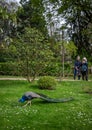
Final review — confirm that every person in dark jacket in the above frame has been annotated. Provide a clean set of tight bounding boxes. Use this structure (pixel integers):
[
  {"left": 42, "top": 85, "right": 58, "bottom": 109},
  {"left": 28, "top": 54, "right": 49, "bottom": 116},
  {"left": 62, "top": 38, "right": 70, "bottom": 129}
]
[
  {"left": 81, "top": 57, "right": 88, "bottom": 81},
  {"left": 74, "top": 56, "right": 81, "bottom": 80}
]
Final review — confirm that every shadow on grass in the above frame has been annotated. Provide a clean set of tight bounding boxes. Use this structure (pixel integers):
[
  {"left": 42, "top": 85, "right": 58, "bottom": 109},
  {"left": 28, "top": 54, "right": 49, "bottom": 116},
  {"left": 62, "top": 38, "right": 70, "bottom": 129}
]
[
  {"left": 15, "top": 99, "right": 76, "bottom": 108},
  {"left": 10, "top": 99, "right": 65, "bottom": 108},
  {"left": 30, "top": 83, "right": 39, "bottom": 90}
]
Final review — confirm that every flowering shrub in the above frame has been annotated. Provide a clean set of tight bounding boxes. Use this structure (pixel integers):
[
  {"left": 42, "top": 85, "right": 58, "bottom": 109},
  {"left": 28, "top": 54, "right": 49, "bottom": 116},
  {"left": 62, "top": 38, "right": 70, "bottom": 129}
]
[{"left": 37, "top": 76, "right": 57, "bottom": 89}]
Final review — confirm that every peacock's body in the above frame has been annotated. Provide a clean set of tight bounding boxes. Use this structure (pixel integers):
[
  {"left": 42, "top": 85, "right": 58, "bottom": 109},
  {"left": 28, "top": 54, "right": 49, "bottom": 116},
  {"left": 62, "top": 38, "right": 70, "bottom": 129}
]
[{"left": 19, "top": 91, "right": 74, "bottom": 106}]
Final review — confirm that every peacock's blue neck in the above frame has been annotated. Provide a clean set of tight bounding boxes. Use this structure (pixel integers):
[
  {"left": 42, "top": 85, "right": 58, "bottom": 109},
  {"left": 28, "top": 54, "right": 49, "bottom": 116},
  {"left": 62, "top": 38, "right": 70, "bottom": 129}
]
[{"left": 19, "top": 95, "right": 28, "bottom": 103}]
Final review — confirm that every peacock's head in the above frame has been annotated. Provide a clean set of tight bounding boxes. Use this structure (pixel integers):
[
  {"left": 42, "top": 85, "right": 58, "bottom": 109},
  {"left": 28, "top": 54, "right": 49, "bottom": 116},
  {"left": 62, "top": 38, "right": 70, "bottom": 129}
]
[{"left": 18, "top": 96, "right": 28, "bottom": 103}]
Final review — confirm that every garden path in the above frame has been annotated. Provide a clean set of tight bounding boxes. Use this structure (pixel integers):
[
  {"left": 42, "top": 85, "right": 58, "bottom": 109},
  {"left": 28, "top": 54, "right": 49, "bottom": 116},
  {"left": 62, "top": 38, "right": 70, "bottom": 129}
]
[{"left": 0, "top": 77, "right": 91, "bottom": 81}]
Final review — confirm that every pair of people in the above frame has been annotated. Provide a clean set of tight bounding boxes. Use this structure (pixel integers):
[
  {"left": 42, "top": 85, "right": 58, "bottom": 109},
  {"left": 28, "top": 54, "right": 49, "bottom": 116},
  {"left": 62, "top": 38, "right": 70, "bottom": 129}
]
[{"left": 74, "top": 56, "right": 88, "bottom": 81}]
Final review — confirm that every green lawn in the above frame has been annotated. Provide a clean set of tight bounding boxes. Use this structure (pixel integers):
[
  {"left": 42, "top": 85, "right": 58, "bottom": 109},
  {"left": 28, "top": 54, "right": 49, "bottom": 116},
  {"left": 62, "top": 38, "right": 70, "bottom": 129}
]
[{"left": 0, "top": 80, "right": 92, "bottom": 130}]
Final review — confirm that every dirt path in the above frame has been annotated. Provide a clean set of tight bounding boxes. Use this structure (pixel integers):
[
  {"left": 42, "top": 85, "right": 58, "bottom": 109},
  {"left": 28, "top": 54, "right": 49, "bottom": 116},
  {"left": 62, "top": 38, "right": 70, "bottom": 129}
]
[
  {"left": 0, "top": 77, "right": 91, "bottom": 81},
  {"left": 0, "top": 77, "right": 26, "bottom": 80}
]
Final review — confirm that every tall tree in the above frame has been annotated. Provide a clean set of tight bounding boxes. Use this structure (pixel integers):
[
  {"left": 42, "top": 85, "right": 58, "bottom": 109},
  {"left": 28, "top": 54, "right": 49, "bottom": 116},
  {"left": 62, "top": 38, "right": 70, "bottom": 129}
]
[
  {"left": 17, "top": 0, "right": 48, "bottom": 36},
  {"left": 0, "top": 0, "right": 18, "bottom": 63},
  {"left": 47, "top": 0, "right": 92, "bottom": 58},
  {"left": 0, "top": 0, "right": 17, "bottom": 46},
  {"left": 15, "top": 27, "right": 54, "bottom": 82},
  {"left": 57, "top": 0, "right": 92, "bottom": 56}
]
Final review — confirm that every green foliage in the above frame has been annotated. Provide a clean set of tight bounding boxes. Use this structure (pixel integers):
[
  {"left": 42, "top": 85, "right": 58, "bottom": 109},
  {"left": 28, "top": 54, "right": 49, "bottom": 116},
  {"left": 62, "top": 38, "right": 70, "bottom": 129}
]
[
  {"left": 83, "top": 86, "right": 92, "bottom": 94},
  {"left": 0, "top": 62, "right": 19, "bottom": 76},
  {"left": 17, "top": 0, "right": 47, "bottom": 36},
  {"left": 0, "top": 0, "right": 17, "bottom": 45},
  {"left": 38, "top": 76, "right": 57, "bottom": 89},
  {"left": 65, "top": 41, "right": 77, "bottom": 56},
  {"left": 0, "top": 0, "right": 92, "bottom": 78},
  {"left": 0, "top": 44, "right": 17, "bottom": 62},
  {"left": 56, "top": 0, "right": 92, "bottom": 55},
  {"left": 58, "top": 40, "right": 77, "bottom": 57},
  {"left": 43, "top": 62, "right": 61, "bottom": 76},
  {"left": 15, "top": 27, "right": 54, "bottom": 81}
]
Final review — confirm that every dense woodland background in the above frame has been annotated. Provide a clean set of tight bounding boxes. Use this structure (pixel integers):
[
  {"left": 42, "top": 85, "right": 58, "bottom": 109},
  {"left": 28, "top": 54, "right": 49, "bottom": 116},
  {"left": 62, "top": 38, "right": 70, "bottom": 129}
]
[{"left": 0, "top": 0, "right": 92, "bottom": 81}]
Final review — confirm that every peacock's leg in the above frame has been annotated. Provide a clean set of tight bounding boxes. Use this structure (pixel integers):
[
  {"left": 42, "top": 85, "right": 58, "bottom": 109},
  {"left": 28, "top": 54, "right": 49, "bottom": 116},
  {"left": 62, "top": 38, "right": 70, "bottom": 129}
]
[
  {"left": 23, "top": 101, "right": 32, "bottom": 107},
  {"left": 28, "top": 100, "right": 31, "bottom": 106}
]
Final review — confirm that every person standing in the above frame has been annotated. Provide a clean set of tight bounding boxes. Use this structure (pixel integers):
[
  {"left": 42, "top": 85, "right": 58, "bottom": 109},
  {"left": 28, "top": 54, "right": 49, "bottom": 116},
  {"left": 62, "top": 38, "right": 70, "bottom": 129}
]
[
  {"left": 74, "top": 56, "right": 81, "bottom": 80},
  {"left": 81, "top": 57, "right": 88, "bottom": 81}
]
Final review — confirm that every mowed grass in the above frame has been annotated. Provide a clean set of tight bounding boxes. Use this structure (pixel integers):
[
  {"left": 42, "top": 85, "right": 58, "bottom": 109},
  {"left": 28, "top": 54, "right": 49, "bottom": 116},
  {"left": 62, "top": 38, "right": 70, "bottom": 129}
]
[{"left": 0, "top": 80, "right": 92, "bottom": 130}]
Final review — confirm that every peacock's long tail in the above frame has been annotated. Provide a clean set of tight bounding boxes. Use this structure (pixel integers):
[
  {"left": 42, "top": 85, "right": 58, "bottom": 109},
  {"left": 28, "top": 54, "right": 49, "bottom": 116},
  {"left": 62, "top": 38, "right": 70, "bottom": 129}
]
[{"left": 36, "top": 93, "right": 74, "bottom": 103}]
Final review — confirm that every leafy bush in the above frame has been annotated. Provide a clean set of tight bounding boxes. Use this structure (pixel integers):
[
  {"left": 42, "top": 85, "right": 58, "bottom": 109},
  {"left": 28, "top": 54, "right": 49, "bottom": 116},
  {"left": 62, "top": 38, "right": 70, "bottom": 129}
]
[
  {"left": 0, "top": 62, "right": 20, "bottom": 76},
  {"left": 38, "top": 76, "right": 57, "bottom": 89},
  {"left": 83, "top": 86, "right": 92, "bottom": 94}
]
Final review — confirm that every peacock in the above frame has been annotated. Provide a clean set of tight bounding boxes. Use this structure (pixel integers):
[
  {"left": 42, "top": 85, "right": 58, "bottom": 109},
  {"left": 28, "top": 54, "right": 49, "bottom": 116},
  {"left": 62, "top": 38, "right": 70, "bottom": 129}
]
[{"left": 19, "top": 91, "right": 74, "bottom": 106}]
